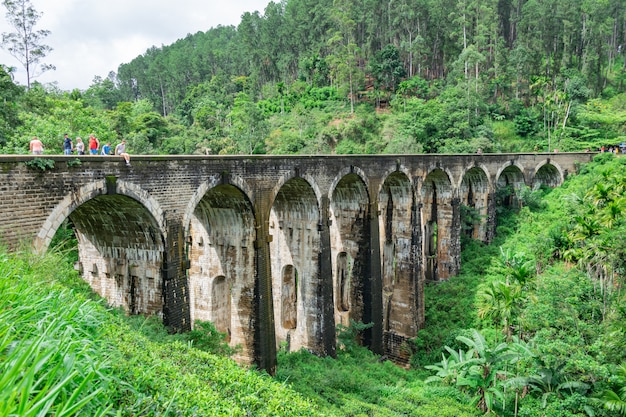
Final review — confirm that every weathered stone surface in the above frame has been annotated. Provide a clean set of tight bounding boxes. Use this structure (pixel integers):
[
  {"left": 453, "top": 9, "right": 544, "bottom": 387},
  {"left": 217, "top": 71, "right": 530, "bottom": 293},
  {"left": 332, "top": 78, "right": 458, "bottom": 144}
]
[{"left": 0, "top": 152, "right": 593, "bottom": 371}]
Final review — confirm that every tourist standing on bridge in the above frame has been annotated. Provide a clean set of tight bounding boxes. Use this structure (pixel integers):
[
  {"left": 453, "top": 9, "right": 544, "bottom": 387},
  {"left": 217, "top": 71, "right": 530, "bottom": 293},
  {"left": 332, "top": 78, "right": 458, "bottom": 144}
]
[
  {"left": 29, "top": 136, "right": 43, "bottom": 155},
  {"left": 88, "top": 134, "right": 99, "bottom": 155},
  {"left": 115, "top": 140, "right": 131, "bottom": 166},
  {"left": 63, "top": 134, "right": 73, "bottom": 155},
  {"left": 75, "top": 137, "right": 85, "bottom": 155},
  {"left": 101, "top": 142, "right": 111, "bottom": 155}
]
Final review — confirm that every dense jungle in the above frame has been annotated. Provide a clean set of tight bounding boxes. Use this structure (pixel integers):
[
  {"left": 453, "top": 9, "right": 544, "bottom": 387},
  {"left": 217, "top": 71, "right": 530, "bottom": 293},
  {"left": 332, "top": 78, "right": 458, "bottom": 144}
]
[
  {"left": 3, "top": 0, "right": 626, "bottom": 155},
  {"left": 1, "top": 0, "right": 626, "bottom": 415}
]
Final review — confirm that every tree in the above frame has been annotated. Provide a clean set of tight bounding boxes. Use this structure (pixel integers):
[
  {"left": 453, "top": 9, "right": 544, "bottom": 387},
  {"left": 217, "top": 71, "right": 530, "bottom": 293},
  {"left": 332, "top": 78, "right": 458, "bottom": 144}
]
[
  {"left": 1, "top": 0, "right": 55, "bottom": 89},
  {"left": 0, "top": 64, "right": 23, "bottom": 145}
]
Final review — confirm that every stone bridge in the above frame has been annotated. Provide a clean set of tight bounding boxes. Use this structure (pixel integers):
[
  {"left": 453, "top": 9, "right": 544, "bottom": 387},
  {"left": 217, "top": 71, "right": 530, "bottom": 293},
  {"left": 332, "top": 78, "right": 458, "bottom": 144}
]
[{"left": 0, "top": 152, "right": 593, "bottom": 373}]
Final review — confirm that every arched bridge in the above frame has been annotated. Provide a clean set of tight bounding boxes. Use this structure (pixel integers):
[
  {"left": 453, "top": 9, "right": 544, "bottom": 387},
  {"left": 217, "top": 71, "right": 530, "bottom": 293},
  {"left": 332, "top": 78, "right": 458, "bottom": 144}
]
[{"left": 0, "top": 152, "right": 593, "bottom": 373}]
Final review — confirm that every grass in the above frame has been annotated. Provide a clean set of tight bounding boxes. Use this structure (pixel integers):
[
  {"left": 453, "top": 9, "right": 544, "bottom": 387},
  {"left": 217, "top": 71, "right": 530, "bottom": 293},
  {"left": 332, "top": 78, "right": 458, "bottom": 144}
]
[{"left": 0, "top": 249, "right": 321, "bottom": 416}]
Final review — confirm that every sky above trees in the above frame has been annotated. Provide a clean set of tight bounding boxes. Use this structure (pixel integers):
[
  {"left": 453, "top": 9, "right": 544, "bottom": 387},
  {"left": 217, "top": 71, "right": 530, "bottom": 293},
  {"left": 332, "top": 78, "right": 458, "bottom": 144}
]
[{"left": 0, "top": 0, "right": 271, "bottom": 90}]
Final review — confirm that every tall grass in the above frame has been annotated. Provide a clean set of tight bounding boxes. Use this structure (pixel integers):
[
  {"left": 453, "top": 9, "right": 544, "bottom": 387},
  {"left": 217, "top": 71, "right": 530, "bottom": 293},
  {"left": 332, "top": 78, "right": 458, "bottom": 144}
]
[
  {"left": 0, "top": 251, "right": 112, "bottom": 416},
  {"left": 0, "top": 249, "right": 320, "bottom": 416}
]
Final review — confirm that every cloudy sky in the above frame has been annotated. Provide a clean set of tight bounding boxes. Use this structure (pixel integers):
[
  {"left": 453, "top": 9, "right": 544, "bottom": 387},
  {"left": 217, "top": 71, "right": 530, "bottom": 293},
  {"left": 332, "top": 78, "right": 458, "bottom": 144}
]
[{"left": 0, "top": 0, "right": 272, "bottom": 90}]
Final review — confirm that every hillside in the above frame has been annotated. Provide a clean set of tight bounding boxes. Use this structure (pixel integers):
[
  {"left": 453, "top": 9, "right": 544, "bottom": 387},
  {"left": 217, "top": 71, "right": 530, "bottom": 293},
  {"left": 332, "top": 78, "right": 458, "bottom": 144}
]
[{"left": 3, "top": 0, "right": 626, "bottom": 157}]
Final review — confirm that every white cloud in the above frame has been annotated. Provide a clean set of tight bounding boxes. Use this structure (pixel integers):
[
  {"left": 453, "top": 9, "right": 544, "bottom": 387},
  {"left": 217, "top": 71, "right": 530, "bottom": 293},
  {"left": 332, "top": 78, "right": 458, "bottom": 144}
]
[{"left": 0, "top": 0, "right": 270, "bottom": 90}]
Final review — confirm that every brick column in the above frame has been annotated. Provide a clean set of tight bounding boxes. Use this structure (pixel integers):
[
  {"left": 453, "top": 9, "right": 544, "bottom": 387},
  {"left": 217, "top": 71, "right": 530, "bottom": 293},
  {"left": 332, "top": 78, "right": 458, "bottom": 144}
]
[
  {"left": 366, "top": 200, "right": 383, "bottom": 354},
  {"left": 254, "top": 195, "right": 277, "bottom": 375},
  {"left": 162, "top": 221, "right": 191, "bottom": 332},
  {"left": 318, "top": 196, "right": 337, "bottom": 358}
]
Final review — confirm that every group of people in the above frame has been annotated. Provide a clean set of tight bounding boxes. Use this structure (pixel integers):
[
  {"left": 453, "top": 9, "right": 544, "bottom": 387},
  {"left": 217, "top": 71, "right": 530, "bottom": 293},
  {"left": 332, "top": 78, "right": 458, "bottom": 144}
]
[{"left": 30, "top": 134, "right": 131, "bottom": 166}]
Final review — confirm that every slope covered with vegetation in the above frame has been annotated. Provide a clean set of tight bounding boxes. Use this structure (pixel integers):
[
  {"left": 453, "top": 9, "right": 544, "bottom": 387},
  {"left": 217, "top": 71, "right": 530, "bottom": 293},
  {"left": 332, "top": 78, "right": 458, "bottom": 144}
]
[
  {"left": 3, "top": 0, "right": 626, "bottom": 156},
  {"left": 413, "top": 153, "right": 626, "bottom": 416}
]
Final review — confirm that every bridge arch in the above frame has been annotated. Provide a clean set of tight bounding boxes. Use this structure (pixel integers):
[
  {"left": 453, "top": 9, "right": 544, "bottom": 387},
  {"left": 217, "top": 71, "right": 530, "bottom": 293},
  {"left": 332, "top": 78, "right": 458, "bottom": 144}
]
[
  {"left": 269, "top": 176, "right": 324, "bottom": 354},
  {"left": 421, "top": 168, "right": 458, "bottom": 280},
  {"left": 458, "top": 166, "right": 491, "bottom": 242},
  {"left": 496, "top": 162, "right": 526, "bottom": 207},
  {"left": 34, "top": 179, "right": 167, "bottom": 253},
  {"left": 496, "top": 161, "right": 526, "bottom": 188},
  {"left": 269, "top": 171, "right": 324, "bottom": 211},
  {"left": 328, "top": 170, "right": 371, "bottom": 332},
  {"left": 532, "top": 160, "right": 564, "bottom": 188},
  {"left": 41, "top": 179, "right": 168, "bottom": 317},
  {"left": 182, "top": 173, "right": 255, "bottom": 237},
  {"left": 186, "top": 182, "right": 256, "bottom": 363}
]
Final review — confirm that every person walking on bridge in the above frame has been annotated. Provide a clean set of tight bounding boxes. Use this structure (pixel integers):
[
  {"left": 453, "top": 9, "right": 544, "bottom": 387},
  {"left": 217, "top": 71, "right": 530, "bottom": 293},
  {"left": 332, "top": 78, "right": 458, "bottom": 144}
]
[{"left": 63, "top": 133, "right": 73, "bottom": 155}]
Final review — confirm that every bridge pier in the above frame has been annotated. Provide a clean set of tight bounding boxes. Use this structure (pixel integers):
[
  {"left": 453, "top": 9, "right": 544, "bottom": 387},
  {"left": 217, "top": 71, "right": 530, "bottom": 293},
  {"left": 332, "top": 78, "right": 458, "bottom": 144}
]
[{"left": 254, "top": 192, "right": 277, "bottom": 374}]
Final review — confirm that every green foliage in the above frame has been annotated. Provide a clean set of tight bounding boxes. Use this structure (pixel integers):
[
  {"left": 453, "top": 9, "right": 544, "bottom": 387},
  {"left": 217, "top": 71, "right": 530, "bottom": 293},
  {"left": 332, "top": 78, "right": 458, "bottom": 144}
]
[
  {"left": 0, "top": 248, "right": 321, "bottom": 416},
  {"left": 513, "top": 108, "right": 540, "bottom": 137},
  {"left": 593, "top": 363, "right": 626, "bottom": 416},
  {"left": 336, "top": 320, "right": 373, "bottom": 353},
  {"left": 276, "top": 345, "right": 479, "bottom": 416},
  {"left": 66, "top": 158, "right": 81, "bottom": 167},
  {"left": 24, "top": 157, "right": 54, "bottom": 171},
  {"left": 177, "top": 320, "right": 240, "bottom": 357}
]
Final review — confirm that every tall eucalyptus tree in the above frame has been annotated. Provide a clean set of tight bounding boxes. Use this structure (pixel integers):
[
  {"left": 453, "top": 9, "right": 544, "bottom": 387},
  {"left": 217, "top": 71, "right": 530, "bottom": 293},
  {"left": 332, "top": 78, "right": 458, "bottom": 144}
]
[{"left": 0, "top": 0, "right": 54, "bottom": 89}]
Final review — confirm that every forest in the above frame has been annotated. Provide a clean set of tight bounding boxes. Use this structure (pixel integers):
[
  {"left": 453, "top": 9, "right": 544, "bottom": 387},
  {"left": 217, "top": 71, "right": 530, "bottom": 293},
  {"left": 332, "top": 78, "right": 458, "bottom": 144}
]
[{"left": 3, "top": 0, "right": 626, "bottom": 155}]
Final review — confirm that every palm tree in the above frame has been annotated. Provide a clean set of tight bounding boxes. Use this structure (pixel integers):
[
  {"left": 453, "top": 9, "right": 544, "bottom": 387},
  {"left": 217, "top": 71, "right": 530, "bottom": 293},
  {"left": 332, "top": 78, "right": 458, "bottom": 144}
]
[
  {"left": 455, "top": 330, "right": 518, "bottom": 414},
  {"left": 477, "top": 280, "right": 524, "bottom": 341},
  {"left": 526, "top": 363, "right": 589, "bottom": 408}
]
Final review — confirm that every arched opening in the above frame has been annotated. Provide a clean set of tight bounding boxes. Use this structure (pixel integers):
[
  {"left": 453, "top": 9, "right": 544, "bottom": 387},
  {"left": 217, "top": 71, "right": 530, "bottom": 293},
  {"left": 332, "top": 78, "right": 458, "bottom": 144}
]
[
  {"left": 329, "top": 173, "right": 369, "bottom": 329},
  {"left": 533, "top": 163, "right": 562, "bottom": 188},
  {"left": 211, "top": 275, "right": 231, "bottom": 342},
  {"left": 336, "top": 252, "right": 350, "bottom": 312},
  {"left": 188, "top": 184, "right": 255, "bottom": 363},
  {"left": 269, "top": 177, "right": 320, "bottom": 353},
  {"left": 281, "top": 265, "right": 297, "bottom": 330},
  {"left": 459, "top": 167, "right": 490, "bottom": 242},
  {"left": 421, "top": 169, "right": 454, "bottom": 281},
  {"left": 497, "top": 165, "right": 525, "bottom": 207},
  {"left": 67, "top": 195, "right": 165, "bottom": 316}
]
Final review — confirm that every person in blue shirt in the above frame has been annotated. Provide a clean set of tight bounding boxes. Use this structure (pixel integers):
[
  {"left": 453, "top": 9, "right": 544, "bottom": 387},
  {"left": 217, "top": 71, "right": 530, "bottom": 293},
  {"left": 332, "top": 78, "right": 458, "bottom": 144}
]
[
  {"left": 63, "top": 133, "right": 73, "bottom": 155},
  {"left": 101, "top": 142, "right": 111, "bottom": 155}
]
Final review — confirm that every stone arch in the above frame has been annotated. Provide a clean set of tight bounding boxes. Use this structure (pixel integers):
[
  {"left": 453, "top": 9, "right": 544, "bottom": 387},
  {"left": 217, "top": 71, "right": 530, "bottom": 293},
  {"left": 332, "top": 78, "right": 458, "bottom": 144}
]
[
  {"left": 532, "top": 160, "right": 564, "bottom": 188},
  {"left": 34, "top": 179, "right": 167, "bottom": 253},
  {"left": 459, "top": 166, "right": 491, "bottom": 241},
  {"left": 63, "top": 183, "right": 167, "bottom": 318},
  {"left": 281, "top": 265, "right": 298, "bottom": 330},
  {"left": 421, "top": 168, "right": 456, "bottom": 281},
  {"left": 269, "top": 177, "right": 322, "bottom": 353},
  {"left": 269, "top": 171, "right": 323, "bottom": 213},
  {"left": 187, "top": 183, "right": 256, "bottom": 364},
  {"left": 329, "top": 172, "right": 370, "bottom": 330},
  {"left": 496, "top": 163, "right": 526, "bottom": 207},
  {"left": 182, "top": 173, "right": 255, "bottom": 237},
  {"left": 211, "top": 275, "right": 231, "bottom": 342},
  {"left": 378, "top": 171, "right": 418, "bottom": 346}
]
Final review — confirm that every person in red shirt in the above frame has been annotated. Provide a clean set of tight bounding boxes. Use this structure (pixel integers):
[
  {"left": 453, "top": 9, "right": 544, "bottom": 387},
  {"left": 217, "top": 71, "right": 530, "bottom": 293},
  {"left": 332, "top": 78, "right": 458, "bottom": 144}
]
[{"left": 88, "top": 134, "right": 100, "bottom": 155}]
